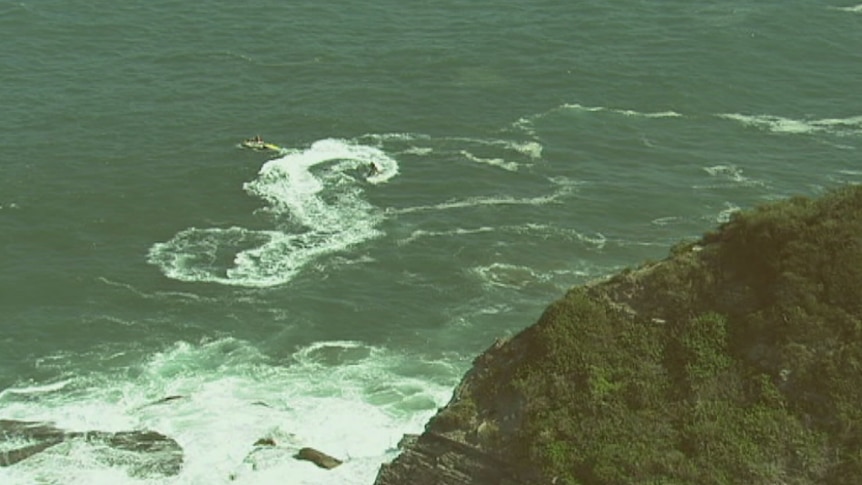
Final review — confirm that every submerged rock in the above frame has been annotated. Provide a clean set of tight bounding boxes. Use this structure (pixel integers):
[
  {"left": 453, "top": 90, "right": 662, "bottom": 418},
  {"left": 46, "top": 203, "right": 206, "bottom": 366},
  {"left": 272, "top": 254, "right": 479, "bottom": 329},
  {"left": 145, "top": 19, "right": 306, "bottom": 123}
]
[
  {"left": 233, "top": 438, "right": 342, "bottom": 478},
  {"left": 294, "top": 447, "right": 343, "bottom": 469},
  {"left": 253, "top": 437, "right": 277, "bottom": 447}
]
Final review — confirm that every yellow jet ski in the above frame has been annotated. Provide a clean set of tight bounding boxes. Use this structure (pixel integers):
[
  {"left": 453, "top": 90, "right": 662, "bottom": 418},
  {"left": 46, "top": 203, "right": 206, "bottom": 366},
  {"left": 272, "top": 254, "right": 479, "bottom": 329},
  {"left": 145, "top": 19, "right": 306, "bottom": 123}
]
[{"left": 241, "top": 137, "right": 282, "bottom": 152}]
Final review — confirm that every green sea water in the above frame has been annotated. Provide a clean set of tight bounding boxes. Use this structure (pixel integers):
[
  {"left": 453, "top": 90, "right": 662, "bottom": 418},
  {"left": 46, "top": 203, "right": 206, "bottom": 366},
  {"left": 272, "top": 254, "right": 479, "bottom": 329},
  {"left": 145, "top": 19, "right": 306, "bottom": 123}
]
[{"left": 1, "top": 1, "right": 861, "bottom": 483}]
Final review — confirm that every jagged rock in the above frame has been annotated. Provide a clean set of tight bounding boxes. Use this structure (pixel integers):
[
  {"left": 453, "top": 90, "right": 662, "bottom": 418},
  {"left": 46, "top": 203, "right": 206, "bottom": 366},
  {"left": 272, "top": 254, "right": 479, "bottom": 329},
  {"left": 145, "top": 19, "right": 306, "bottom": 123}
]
[
  {"left": 0, "top": 436, "right": 64, "bottom": 467},
  {"left": 396, "top": 434, "right": 418, "bottom": 450},
  {"left": 133, "top": 395, "right": 188, "bottom": 412},
  {"left": 148, "top": 395, "right": 186, "bottom": 405},
  {"left": 93, "top": 429, "right": 184, "bottom": 477},
  {"left": 375, "top": 431, "right": 523, "bottom": 485},
  {"left": 293, "top": 447, "right": 342, "bottom": 469},
  {"left": 0, "top": 419, "right": 183, "bottom": 477}
]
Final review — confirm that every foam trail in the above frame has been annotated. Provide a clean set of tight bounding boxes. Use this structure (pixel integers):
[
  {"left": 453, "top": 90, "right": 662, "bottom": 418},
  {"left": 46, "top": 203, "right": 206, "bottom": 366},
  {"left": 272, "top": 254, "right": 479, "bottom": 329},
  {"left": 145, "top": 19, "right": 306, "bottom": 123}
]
[
  {"left": 512, "top": 103, "right": 682, "bottom": 135},
  {"left": 469, "top": 262, "right": 592, "bottom": 294},
  {"left": 392, "top": 193, "right": 556, "bottom": 215},
  {"left": 396, "top": 227, "right": 496, "bottom": 246},
  {"left": 390, "top": 177, "right": 580, "bottom": 216},
  {"left": 831, "top": 4, "right": 862, "bottom": 13},
  {"left": 444, "top": 137, "right": 544, "bottom": 160},
  {"left": 560, "top": 103, "right": 683, "bottom": 118},
  {"left": 148, "top": 139, "right": 399, "bottom": 287},
  {"left": 471, "top": 263, "right": 553, "bottom": 290},
  {"left": 0, "top": 380, "right": 72, "bottom": 399},
  {"left": 460, "top": 150, "right": 519, "bottom": 171},
  {"left": 695, "top": 164, "right": 765, "bottom": 189},
  {"left": 718, "top": 113, "right": 862, "bottom": 136}
]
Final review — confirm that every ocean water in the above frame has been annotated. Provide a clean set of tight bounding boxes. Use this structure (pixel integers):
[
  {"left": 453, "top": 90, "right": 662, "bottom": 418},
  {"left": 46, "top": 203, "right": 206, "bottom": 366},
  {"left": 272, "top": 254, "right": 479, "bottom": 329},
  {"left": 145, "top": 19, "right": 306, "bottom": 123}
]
[{"left": 1, "top": 0, "right": 860, "bottom": 483}]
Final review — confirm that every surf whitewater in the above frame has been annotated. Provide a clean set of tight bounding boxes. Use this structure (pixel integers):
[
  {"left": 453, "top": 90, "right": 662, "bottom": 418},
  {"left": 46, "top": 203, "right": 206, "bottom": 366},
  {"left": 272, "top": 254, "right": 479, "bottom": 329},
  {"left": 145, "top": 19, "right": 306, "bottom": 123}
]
[{"left": 148, "top": 139, "right": 399, "bottom": 288}]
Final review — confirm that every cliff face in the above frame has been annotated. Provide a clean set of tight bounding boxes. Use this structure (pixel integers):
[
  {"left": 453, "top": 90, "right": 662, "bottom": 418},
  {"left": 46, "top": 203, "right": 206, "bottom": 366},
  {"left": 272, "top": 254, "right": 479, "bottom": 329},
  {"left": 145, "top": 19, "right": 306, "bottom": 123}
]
[{"left": 375, "top": 186, "right": 862, "bottom": 485}]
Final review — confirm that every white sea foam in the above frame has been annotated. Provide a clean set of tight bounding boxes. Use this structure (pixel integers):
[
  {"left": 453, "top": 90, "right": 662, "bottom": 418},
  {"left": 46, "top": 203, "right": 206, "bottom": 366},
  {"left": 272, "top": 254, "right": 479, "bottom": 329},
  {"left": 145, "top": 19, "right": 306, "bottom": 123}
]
[
  {"left": 454, "top": 138, "right": 544, "bottom": 161},
  {"left": 471, "top": 263, "right": 549, "bottom": 289},
  {"left": 389, "top": 135, "right": 543, "bottom": 166},
  {"left": 460, "top": 150, "right": 519, "bottom": 172},
  {"left": 97, "top": 277, "right": 214, "bottom": 303},
  {"left": 716, "top": 202, "right": 742, "bottom": 223},
  {"left": 697, "top": 164, "right": 765, "bottom": 189},
  {"left": 362, "top": 131, "right": 544, "bottom": 172},
  {"left": 512, "top": 103, "right": 682, "bottom": 135},
  {"left": 359, "top": 132, "right": 431, "bottom": 144},
  {"left": 0, "top": 338, "right": 458, "bottom": 485},
  {"left": 703, "top": 164, "right": 748, "bottom": 183},
  {"left": 651, "top": 216, "right": 684, "bottom": 226},
  {"left": 508, "top": 141, "right": 543, "bottom": 160},
  {"left": 561, "top": 103, "right": 683, "bottom": 118},
  {"left": 831, "top": 4, "right": 862, "bottom": 13},
  {"left": 392, "top": 193, "right": 556, "bottom": 215},
  {"left": 511, "top": 115, "right": 539, "bottom": 136},
  {"left": 469, "top": 262, "right": 591, "bottom": 293},
  {"left": 396, "top": 227, "right": 496, "bottom": 246},
  {"left": 390, "top": 177, "right": 579, "bottom": 216},
  {"left": 148, "top": 139, "right": 398, "bottom": 287},
  {"left": 503, "top": 223, "right": 607, "bottom": 249},
  {"left": 0, "top": 379, "right": 72, "bottom": 399},
  {"left": 399, "top": 146, "right": 433, "bottom": 156},
  {"left": 718, "top": 113, "right": 862, "bottom": 136}
]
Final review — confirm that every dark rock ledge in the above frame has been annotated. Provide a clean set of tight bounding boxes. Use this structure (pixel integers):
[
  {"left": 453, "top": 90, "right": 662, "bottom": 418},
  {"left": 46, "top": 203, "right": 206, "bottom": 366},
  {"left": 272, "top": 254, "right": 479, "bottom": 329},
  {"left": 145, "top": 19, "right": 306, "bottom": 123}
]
[{"left": 0, "top": 419, "right": 183, "bottom": 477}]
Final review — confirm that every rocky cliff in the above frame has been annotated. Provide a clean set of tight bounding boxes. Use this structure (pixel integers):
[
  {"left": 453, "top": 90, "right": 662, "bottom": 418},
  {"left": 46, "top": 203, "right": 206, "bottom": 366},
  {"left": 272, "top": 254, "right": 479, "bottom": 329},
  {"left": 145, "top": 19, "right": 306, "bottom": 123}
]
[{"left": 375, "top": 185, "right": 862, "bottom": 485}]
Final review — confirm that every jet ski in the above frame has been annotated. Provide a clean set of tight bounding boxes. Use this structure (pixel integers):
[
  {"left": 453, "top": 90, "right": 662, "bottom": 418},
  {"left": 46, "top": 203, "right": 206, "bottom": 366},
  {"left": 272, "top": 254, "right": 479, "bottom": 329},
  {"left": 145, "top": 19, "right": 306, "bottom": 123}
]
[{"left": 241, "top": 138, "right": 282, "bottom": 152}]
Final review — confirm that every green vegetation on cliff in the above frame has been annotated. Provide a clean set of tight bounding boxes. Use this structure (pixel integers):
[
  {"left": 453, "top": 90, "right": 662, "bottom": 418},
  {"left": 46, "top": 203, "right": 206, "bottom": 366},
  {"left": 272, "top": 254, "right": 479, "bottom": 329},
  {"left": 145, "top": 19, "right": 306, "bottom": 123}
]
[{"left": 474, "top": 185, "right": 862, "bottom": 484}]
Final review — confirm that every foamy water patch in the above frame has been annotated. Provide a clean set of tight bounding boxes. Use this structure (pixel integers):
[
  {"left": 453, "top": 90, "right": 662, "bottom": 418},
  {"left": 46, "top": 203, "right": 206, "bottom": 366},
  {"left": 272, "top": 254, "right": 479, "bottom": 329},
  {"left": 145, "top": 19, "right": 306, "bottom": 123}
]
[
  {"left": 697, "top": 164, "right": 765, "bottom": 189},
  {"left": 359, "top": 132, "right": 431, "bottom": 144},
  {"left": 0, "top": 338, "right": 458, "bottom": 485},
  {"left": 831, "top": 4, "right": 862, "bottom": 12},
  {"left": 512, "top": 103, "right": 682, "bottom": 135},
  {"left": 454, "top": 138, "right": 544, "bottom": 161},
  {"left": 455, "top": 138, "right": 543, "bottom": 172},
  {"left": 471, "top": 263, "right": 550, "bottom": 289},
  {"left": 392, "top": 193, "right": 556, "bottom": 215},
  {"left": 390, "top": 176, "right": 580, "bottom": 216},
  {"left": 561, "top": 103, "right": 683, "bottom": 119},
  {"left": 460, "top": 150, "right": 519, "bottom": 171},
  {"left": 716, "top": 202, "right": 742, "bottom": 223},
  {"left": 718, "top": 113, "right": 862, "bottom": 136},
  {"left": 509, "top": 140, "right": 543, "bottom": 160},
  {"left": 516, "top": 223, "right": 607, "bottom": 250},
  {"left": 469, "top": 262, "right": 590, "bottom": 293},
  {"left": 148, "top": 139, "right": 399, "bottom": 287},
  {"left": 396, "top": 226, "right": 495, "bottom": 246},
  {"left": 651, "top": 216, "right": 684, "bottom": 227},
  {"left": 0, "top": 379, "right": 73, "bottom": 400},
  {"left": 366, "top": 133, "right": 543, "bottom": 168}
]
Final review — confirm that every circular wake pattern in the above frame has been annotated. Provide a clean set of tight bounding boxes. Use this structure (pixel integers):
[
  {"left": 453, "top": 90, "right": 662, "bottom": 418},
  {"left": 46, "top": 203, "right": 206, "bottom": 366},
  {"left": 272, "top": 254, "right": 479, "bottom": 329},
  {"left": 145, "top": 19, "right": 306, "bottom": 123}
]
[{"left": 148, "top": 139, "right": 399, "bottom": 287}]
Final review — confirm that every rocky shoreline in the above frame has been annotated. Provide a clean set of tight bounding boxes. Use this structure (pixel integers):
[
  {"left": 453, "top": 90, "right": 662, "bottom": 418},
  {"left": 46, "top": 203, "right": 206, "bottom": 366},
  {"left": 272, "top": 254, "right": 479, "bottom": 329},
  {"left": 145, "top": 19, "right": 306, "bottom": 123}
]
[{"left": 374, "top": 185, "right": 862, "bottom": 484}]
